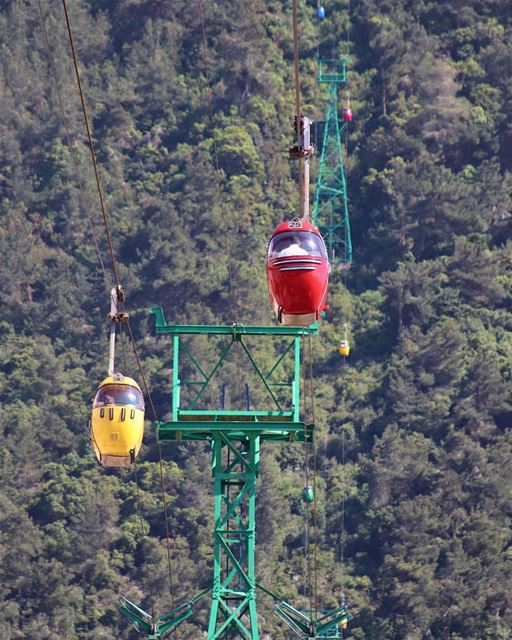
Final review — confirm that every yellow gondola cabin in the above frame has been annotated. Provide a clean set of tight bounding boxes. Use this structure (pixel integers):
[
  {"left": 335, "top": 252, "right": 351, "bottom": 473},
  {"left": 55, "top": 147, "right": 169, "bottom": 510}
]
[{"left": 91, "top": 373, "right": 145, "bottom": 467}]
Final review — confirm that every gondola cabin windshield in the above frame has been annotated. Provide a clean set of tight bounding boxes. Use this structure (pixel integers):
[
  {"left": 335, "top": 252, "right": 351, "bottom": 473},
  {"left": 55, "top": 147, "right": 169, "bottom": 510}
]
[
  {"left": 93, "top": 384, "right": 145, "bottom": 410},
  {"left": 268, "top": 231, "right": 328, "bottom": 259}
]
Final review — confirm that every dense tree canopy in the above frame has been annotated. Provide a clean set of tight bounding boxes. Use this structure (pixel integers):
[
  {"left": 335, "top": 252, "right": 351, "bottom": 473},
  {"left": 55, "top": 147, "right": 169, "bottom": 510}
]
[{"left": 1, "top": 0, "right": 512, "bottom": 638}]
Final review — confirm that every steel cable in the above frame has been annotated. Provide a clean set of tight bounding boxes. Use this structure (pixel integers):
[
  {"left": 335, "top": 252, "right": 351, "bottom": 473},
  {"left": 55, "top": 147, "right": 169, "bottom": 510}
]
[
  {"left": 307, "top": 330, "right": 319, "bottom": 621},
  {"left": 61, "top": 0, "right": 121, "bottom": 291},
  {"left": 36, "top": 0, "right": 108, "bottom": 287}
]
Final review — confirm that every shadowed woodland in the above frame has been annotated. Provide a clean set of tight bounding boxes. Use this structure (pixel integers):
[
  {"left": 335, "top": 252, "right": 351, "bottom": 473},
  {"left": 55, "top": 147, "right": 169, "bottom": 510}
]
[{"left": 1, "top": 1, "right": 512, "bottom": 638}]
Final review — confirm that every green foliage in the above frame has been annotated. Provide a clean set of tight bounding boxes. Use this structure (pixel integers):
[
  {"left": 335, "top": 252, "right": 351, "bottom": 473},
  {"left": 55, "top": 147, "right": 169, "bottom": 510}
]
[{"left": 1, "top": 0, "right": 512, "bottom": 638}]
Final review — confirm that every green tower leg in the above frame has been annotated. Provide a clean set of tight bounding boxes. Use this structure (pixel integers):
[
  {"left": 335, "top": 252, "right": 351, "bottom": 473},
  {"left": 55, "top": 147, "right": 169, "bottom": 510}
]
[{"left": 208, "top": 433, "right": 260, "bottom": 639}]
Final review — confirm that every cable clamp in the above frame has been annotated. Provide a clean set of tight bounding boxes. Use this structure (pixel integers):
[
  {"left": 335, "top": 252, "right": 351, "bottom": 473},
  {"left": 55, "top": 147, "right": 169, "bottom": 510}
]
[
  {"left": 288, "top": 144, "right": 315, "bottom": 159},
  {"left": 108, "top": 311, "right": 129, "bottom": 323}
]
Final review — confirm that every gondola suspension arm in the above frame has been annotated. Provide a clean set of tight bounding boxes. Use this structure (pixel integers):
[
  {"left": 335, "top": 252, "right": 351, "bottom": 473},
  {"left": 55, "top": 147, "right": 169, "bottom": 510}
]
[{"left": 107, "top": 286, "right": 128, "bottom": 376}]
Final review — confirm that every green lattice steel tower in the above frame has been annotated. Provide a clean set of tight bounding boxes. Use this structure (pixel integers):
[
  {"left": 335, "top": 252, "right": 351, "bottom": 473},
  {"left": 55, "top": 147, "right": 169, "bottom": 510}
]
[
  {"left": 119, "top": 310, "right": 351, "bottom": 639},
  {"left": 313, "top": 59, "right": 352, "bottom": 268}
]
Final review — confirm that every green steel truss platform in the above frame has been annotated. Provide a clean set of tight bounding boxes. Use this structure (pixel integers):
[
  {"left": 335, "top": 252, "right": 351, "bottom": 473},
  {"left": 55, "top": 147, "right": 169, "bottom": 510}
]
[{"left": 120, "top": 308, "right": 350, "bottom": 639}]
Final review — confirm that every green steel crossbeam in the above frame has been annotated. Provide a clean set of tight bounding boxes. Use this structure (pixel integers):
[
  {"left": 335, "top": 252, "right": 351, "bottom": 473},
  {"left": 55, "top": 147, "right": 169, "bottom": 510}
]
[
  {"left": 156, "top": 420, "right": 314, "bottom": 442},
  {"left": 175, "top": 410, "right": 295, "bottom": 418},
  {"left": 150, "top": 307, "right": 319, "bottom": 336},
  {"left": 318, "top": 59, "right": 348, "bottom": 84}
]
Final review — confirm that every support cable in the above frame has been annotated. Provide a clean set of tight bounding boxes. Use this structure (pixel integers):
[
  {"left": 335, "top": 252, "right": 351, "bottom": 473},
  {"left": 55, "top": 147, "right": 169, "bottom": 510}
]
[
  {"left": 291, "top": 0, "right": 305, "bottom": 219},
  {"left": 345, "top": 0, "right": 352, "bottom": 163},
  {"left": 198, "top": 0, "right": 223, "bottom": 198},
  {"left": 341, "top": 0, "right": 352, "bottom": 618},
  {"left": 157, "top": 438, "right": 177, "bottom": 612},
  {"left": 120, "top": 329, "right": 152, "bottom": 582},
  {"left": 302, "top": 339, "right": 312, "bottom": 614},
  {"left": 61, "top": 0, "right": 176, "bottom": 614},
  {"left": 314, "top": 1, "right": 321, "bottom": 153},
  {"left": 291, "top": 0, "right": 302, "bottom": 149},
  {"left": 124, "top": 317, "right": 176, "bottom": 611},
  {"left": 36, "top": 0, "right": 107, "bottom": 286},
  {"left": 347, "top": 0, "right": 351, "bottom": 52},
  {"left": 340, "top": 332, "right": 348, "bottom": 639},
  {"left": 302, "top": 330, "right": 320, "bottom": 624},
  {"left": 133, "top": 453, "right": 149, "bottom": 578},
  {"left": 307, "top": 330, "right": 319, "bottom": 621},
  {"left": 341, "top": 359, "right": 346, "bottom": 570},
  {"left": 341, "top": 0, "right": 351, "bottom": 557},
  {"left": 61, "top": 0, "right": 121, "bottom": 292}
]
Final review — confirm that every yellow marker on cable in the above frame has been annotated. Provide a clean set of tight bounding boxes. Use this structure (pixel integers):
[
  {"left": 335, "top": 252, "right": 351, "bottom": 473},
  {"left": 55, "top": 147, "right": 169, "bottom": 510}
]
[
  {"left": 339, "top": 340, "right": 350, "bottom": 357},
  {"left": 338, "top": 321, "right": 350, "bottom": 357}
]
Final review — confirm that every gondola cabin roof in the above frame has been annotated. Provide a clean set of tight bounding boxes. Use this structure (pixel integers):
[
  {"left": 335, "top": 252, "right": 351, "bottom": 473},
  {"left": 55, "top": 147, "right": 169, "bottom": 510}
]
[
  {"left": 97, "top": 373, "right": 142, "bottom": 391},
  {"left": 269, "top": 217, "right": 322, "bottom": 238}
]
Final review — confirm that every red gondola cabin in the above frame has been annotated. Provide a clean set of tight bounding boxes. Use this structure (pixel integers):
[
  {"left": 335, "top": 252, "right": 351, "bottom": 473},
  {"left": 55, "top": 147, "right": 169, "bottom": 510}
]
[{"left": 267, "top": 217, "right": 330, "bottom": 326}]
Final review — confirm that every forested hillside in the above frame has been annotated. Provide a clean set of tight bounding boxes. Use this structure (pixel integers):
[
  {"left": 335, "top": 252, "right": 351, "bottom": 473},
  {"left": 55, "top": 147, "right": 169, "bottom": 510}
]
[{"left": 1, "top": 1, "right": 512, "bottom": 638}]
